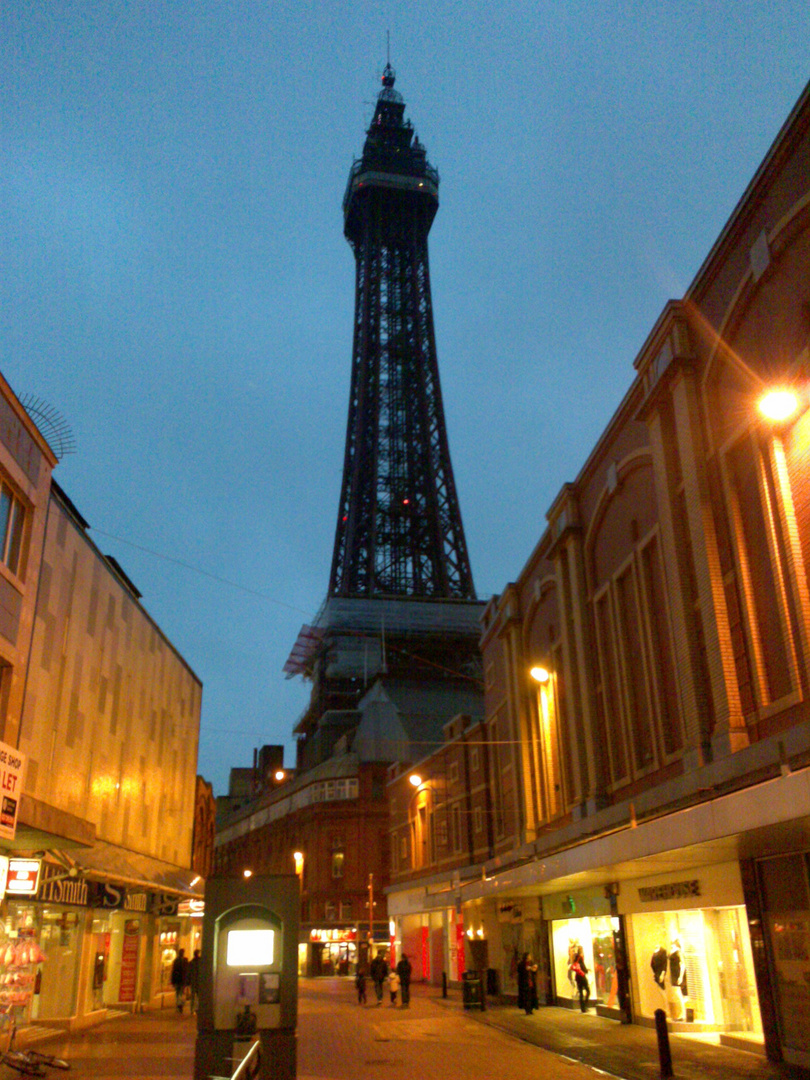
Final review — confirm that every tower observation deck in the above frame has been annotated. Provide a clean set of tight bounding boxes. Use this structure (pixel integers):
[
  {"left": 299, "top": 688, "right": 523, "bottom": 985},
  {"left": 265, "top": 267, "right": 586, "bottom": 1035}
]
[{"left": 329, "top": 64, "right": 476, "bottom": 600}]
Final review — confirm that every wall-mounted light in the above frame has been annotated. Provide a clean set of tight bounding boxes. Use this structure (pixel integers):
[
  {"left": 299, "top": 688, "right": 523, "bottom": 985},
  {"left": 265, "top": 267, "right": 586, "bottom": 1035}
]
[
  {"left": 243, "top": 869, "right": 253, "bottom": 879},
  {"left": 758, "top": 387, "right": 802, "bottom": 424},
  {"left": 409, "top": 774, "right": 422, "bottom": 787},
  {"left": 275, "top": 770, "right": 286, "bottom": 781},
  {"left": 530, "top": 666, "right": 550, "bottom": 684},
  {"left": 293, "top": 851, "right": 304, "bottom": 876}
]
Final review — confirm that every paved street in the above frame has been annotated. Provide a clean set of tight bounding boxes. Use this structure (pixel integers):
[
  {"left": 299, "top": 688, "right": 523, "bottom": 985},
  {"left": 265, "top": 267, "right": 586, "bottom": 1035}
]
[{"left": 7, "top": 980, "right": 808, "bottom": 1080}]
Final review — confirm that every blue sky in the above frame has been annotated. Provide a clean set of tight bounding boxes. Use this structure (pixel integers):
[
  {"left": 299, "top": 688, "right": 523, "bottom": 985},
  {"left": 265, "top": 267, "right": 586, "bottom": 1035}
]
[{"left": 3, "top": 2, "right": 809, "bottom": 795}]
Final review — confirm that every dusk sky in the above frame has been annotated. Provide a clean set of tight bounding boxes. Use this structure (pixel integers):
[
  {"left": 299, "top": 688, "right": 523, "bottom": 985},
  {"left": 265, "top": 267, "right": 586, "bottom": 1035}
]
[{"left": 3, "top": 3, "right": 809, "bottom": 796}]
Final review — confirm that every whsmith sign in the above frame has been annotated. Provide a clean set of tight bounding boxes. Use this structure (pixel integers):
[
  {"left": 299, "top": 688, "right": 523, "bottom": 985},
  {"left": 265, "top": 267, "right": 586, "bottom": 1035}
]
[{"left": 37, "top": 871, "right": 171, "bottom": 914}]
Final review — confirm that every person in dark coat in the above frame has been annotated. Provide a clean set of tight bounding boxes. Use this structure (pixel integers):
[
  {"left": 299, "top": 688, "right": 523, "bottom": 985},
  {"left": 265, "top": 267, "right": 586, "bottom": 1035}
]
[
  {"left": 355, "top": 965, "right": 367, "bottom": 1005},
  {"left": 170, "top": 948, "right": 189, "bottom": 1013},
  {"left": 516, "top": 952, "right": 529, "bottom": 1012},
  {"left": 369, "top": 952, "right": 389, "bottom": 1005},
  {"left": 187, "top": 949, "right": 201, "bottom": 1014},
  {"left": 396, "top": 953, "right": 412, "bottom": 1007}
]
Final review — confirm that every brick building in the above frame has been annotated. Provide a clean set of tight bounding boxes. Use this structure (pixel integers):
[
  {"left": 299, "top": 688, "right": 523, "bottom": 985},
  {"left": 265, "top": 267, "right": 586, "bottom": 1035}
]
[{"left": 386, "top": 80, "right": 810, "bottom": 1068}]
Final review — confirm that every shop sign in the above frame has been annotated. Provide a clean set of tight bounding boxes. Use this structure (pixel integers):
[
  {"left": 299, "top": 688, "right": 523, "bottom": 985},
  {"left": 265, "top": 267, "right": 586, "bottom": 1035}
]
[
  {"left": 88, "top": 882, "right": 128, "bottom": 909},
  {"left": 153, "top": 893, "right": 180, "bottom": 917},
  {"left": 0, "top": 741, "right": 25, "bottom": 842},
  {"left": 124, "top": 892, "right": 150, "bottom": 913},
  {"left": 309, "top": 928, "right": 356, "bottom": 942},
  {"left": 6, "top": 858, "right": 41, "bottom": 895},
  {"left": 637, "top": 880, "right": 700, "bottom": 903},
  {"left": 38, "top": 868, "right": 89, "bottom": 906},
  {"left": 177, "top": 898, "right": 205, "bottom": 917}
]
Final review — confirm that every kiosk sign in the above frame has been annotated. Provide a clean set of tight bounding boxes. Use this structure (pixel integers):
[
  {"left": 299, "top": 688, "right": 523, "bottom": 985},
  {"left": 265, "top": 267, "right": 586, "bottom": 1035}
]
[{"left": 0, "top": 741, "right": 25, "bottom": 842}]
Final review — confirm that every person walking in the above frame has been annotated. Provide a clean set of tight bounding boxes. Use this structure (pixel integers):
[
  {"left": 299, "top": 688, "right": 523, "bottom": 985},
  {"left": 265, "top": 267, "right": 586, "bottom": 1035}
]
[
  {"left": 572, "top": 947, "right": 590, "bottom": 1012},
  {"left": 388, "top": 967, "right": 400, "bottom": 1006},
  {"left": 369, "top": 951, "right": 388, "bottom": 1006},
  {"left": 170, "top": 948, "right": 189, "bottom": 1014},
  {"left": 355, "top": 966, "right": 367, "bottom": 1005},
  {"left": 396, "top": 953, "right": 412, "bottom": 1007},
  {"left": 516, "top": 952, "right": 529, "bottom": 1012},
  {"left": 187, "top": 949, "right": 201, "bottom": 1014},
  {"left": 524, "top": 954, "right": 539, "bottom": 1015}
]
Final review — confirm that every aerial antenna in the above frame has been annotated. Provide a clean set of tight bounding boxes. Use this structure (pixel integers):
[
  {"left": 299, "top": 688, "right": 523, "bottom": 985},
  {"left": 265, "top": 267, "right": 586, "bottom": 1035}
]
[{"left": 18, "top": 395, "right": 77, "bottom": 460}]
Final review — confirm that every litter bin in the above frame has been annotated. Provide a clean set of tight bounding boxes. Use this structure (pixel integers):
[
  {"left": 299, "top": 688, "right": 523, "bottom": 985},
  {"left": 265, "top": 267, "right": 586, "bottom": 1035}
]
[{"left": 462, "top": 970, "right": 484, "bottom": 1010}]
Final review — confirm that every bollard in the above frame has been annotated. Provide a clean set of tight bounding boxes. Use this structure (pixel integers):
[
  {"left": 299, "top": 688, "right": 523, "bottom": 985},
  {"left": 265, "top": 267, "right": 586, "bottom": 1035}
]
[
  {"left": 654, "top": 1008, "right": 673, "bottom": 1079},
  {"left": 442, "top": 971, "right": 448, "bottom": 998}
]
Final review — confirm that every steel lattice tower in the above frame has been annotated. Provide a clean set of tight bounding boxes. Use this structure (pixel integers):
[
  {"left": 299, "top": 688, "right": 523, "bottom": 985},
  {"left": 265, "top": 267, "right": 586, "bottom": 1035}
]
[{"left": 329, "top": 65, "right": 476, "bottom": 601}]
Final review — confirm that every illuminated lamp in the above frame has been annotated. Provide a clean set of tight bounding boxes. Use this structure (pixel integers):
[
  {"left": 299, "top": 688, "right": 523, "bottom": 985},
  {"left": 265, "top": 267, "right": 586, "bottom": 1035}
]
[
  {"left": 758, "top": 388, "right": 800, "bottom": 423},
  {"left": 409, "top": 774, "right": 422, "bottom": 787},
  {"left": 530, "top": 666, "right": 550, "bottom": 684}
]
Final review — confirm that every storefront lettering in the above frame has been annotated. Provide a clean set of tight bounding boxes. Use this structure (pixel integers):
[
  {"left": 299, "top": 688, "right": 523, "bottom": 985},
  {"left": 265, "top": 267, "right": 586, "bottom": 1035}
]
[
  {"left": 638, "top": 880, "right": 700, "bottom": 903},
  {"left": 87, "top": 883, "right": 127, "bottom": 909},
  {"left": 38, "top": 875, "right": 89, "bottom": 906},
  {"left": 125, "top": 892, "right": 149, "bottom": 912}
]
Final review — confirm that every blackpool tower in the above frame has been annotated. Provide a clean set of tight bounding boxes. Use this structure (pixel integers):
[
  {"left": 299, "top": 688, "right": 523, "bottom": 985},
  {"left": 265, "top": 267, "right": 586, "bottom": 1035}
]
[
  {"left": 285, "top": 66, "right": 483, "bottom": 771},
  {"left": 329, "top": 63, "right": 475, "bottom": 600}
]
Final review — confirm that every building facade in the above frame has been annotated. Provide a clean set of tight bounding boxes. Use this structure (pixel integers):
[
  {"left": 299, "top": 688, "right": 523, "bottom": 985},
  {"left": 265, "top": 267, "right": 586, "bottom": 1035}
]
[
  {"left": 0, "top": 374, "right": 206, "bottom": 1032},
  {"left": 387, "top": 81, "right": 810, "bottom": 1068}
]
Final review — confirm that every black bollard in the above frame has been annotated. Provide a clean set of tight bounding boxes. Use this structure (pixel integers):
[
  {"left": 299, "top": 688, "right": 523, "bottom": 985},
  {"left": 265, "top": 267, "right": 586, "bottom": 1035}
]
[
  {"left": 654, "top": 1008, "right": 673, "bottom": 1079},
  {"left": 442, "top": 971, "right": 448, "bottom": 998}
]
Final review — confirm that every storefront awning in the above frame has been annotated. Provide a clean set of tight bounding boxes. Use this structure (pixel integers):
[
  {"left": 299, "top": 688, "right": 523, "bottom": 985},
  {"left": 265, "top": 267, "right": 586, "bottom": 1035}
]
[{"left": 52, "top": 841, "right": 204, "bottom": 900}]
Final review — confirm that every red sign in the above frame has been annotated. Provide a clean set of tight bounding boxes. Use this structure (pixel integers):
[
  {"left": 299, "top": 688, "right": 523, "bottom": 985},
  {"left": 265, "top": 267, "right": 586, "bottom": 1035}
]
[
  {"left": 6, "top": 859, "right": 41, "bottom": 895},
  {"left": 119, "top": 922, "right": 139, "bottom": 1003},
  {"left": 455, "top": 921, "right": 466, "bottom": 977}
]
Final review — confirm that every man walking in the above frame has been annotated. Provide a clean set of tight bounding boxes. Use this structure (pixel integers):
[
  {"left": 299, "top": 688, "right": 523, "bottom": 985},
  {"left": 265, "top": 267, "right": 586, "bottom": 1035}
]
[
  {"left": 396, "top": 953, "right": 412, "bottom": 1007},
  {"left": 170, "top": 948, "right": 189, "bottom": 1013},
  {"left": 369, "top": 951, "right": 388, "bottom": 1006}
]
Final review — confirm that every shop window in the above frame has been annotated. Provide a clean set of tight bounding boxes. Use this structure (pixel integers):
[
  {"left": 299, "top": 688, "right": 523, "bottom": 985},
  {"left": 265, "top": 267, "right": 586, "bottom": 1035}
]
[{"left": 0, "top": 483, "right": 25, "bottom": 577}]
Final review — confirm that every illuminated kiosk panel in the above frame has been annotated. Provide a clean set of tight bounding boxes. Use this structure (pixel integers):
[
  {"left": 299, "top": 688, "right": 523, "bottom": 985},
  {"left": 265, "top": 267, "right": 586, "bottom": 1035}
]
[
  {"left": 214, "top": 915, "right": 283, "bottom": 1031},
  {"left": 227, "top": 930, "right": 274, "bottom": 967}
]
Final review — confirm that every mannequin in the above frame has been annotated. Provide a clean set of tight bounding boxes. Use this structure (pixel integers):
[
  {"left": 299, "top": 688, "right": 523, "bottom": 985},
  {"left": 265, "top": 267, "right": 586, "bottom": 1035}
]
[
  {"left": 650, "top": 945, "right": 667, "bottom": 990},
  {"left": 667, "top": 939, "right": 687, "bottom": 1020}
]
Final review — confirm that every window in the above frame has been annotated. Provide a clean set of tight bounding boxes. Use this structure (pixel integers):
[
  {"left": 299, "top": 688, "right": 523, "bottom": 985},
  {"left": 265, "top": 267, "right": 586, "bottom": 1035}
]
[
  {"left": 331, "top": 852, "right": 344, "bottom": 878},
  {"left": 452, "top": 803, "right": 462, "bottom": 852},
  {"left": 325, "top": 901, "right": 337, "bottom": 921},
  {"left": 400, "top": 835, "right": 408, "bottom": 862},
  {"left": 449, "top": 761, "right": 459, "bottom": 783},
  {"left": 473, "top": 806, "right": 483, "bottom": 834},
  {"left": 0, "top": 483, "right": 25, "bottom": 577},
  {"left": 470, "top": 747, "right": 479, "bottom": 773},
  {"left": 340, "top": 900, "right": 353, "bottom": 920}
]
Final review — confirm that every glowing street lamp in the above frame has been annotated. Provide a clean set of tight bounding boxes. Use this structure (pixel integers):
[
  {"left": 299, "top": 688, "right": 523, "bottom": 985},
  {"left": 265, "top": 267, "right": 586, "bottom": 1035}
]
[
  {"left": 530, "top": 666, "right": 550, "bottom": 684},
  {"left": 758, "top": 388, "right": 800, "bottom": 424},
  {"left": 409, "top": 773, "right": 422, "bottom": 787}
]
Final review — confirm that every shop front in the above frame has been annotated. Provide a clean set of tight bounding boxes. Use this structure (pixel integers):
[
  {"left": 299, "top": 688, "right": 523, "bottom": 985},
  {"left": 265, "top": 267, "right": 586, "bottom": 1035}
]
[
  {"left": 621, "top": 862, "right": 762, "bottom": 1042},
  {"left": 306, "top": 927, "right": 358, "bottom": 975},
  {"left": 543, "top": 887, "right": 623, "bottom": 1014}
]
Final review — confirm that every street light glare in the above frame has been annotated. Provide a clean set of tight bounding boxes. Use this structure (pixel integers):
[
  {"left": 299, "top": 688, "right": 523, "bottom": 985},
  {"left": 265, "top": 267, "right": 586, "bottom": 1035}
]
[
  {"left": 409, "top": 774, "right": 422, "bottom": 787},
  {"left": 530, "top": 666, "right": 550, "bottom": 684},
  {"left": 759, "top": 388, "right": 799, "bottom": 423}
]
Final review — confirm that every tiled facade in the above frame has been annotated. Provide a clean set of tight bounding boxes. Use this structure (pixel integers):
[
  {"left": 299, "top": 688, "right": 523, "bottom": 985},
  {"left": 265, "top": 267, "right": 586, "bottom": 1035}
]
[
  {"left": 19, "top": 486, "right": 201, "bottom": 865},
  {"left": 386, "top": 82, "right": 810, "bottom": 1067}
]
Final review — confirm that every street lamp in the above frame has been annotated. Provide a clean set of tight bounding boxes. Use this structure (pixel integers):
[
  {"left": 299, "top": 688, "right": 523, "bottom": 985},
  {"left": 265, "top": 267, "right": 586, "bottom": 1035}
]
[
  {"left": 758, "top": 387, "right": 801, "bottom": 423},
  {"left": 529, "top": 666, "right": 550, "bottom": 684}
]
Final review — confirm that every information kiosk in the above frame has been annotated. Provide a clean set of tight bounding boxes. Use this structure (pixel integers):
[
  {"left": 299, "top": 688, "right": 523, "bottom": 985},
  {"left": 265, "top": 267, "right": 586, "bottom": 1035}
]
[{"left": 194, "top": 875, "right": 299, "bottom": 1080}]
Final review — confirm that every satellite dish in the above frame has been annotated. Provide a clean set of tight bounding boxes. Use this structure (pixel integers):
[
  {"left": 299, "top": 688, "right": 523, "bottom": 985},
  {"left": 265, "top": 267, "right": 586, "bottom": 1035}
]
[{"left": 18, "top": 395, "right": 77, "bottom": 461}]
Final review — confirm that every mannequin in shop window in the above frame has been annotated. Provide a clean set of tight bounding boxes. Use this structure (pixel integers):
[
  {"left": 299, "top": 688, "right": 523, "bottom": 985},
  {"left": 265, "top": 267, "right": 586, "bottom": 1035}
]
[
  {"left": 667, "top": 940, "right": 687, "bottom": 1020},
  {"left": 650, "top": 944, "right": 668, "bottom": 998}
]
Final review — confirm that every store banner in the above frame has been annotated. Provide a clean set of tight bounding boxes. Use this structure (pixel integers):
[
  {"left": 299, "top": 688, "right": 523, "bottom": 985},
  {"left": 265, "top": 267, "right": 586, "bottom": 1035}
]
[
  {"left": 119, "top": 921, "right": 140, "bottom": 1003},
  {"left": 0, "top": 741, "right": 25, "bottom": 842}
]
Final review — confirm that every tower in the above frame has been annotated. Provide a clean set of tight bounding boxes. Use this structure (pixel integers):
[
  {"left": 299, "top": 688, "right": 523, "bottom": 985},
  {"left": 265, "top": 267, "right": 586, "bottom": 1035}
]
[
  {"left": 329, "top": 64, "right": 475, "bottom": 600},
  {"left": 285, "top": 64, "right": 484, "bottom": 769}
]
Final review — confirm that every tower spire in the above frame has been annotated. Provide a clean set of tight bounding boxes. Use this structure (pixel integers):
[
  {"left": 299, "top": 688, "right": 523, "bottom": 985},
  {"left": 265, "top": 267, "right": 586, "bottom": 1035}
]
[{"left": 329, "top": 70, "right": 476, "bottom": 600}]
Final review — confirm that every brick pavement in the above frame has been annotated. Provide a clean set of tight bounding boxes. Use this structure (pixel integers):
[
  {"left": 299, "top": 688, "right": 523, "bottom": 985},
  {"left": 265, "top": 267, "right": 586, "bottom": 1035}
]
[{"left": 7, "top": 981, "right": 808, "bottom": 1080}]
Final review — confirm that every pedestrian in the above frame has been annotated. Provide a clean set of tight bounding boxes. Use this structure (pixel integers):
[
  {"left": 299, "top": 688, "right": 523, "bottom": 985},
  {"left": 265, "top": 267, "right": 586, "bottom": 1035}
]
[
  {"left": 369, "top": 951, "right": 388, "bottom": 1006},
  {"left": 396, "top": 952, "right": 412, "bottom": 1007},
  {"left": 388, "top": 967, "right": 400, "bottom": 1006},
  {"left": 524, "top": 954, "right": 539, "bottom": 1015},
  {"left": 572, "top": 947, "right": 590, "bottom": 1012},
  {"left": 355, "top": 966, "right": 367, "bottom": 1005},
  {"left": 187, "top": 949, "right": 201, "bottom": 1014},
  {"left": 516, "top": 952, "right": 529, "bottom": 1012},
  {"left": 170, "top": 947, "right": 189, "bottom": 1014}
]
